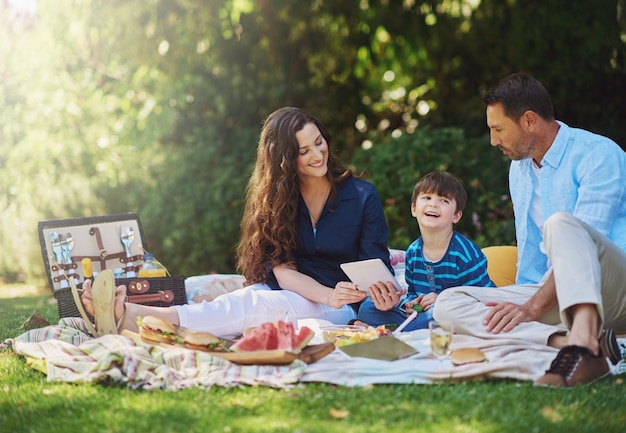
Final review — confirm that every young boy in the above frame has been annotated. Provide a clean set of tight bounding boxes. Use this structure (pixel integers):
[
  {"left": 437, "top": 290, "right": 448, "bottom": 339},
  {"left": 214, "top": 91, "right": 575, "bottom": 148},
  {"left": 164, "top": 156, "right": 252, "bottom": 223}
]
[{"left": 356, "top": 171, "right": 495, "bottom": 331}]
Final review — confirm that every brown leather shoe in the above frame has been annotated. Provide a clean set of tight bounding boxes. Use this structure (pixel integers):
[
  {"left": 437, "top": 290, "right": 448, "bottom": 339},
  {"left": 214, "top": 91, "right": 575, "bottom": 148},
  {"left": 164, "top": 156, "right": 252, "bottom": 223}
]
[
  {"left": 534, "top": 345, "right": 610, "bottom": 387},
  {"left": 599, "top": 329, "right": 621, "bottom": 365}
]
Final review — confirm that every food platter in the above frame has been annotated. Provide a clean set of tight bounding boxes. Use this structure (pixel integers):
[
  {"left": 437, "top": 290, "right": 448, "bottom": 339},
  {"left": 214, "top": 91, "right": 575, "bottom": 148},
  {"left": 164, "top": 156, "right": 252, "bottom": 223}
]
[{"left": 121, "top": 329, "right": 335, "bottom": 365}]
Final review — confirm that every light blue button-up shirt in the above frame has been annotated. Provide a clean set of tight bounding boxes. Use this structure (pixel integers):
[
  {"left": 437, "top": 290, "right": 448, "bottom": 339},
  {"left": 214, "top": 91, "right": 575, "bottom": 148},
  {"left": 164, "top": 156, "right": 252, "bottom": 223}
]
[{"left": 510, "top": 121, "right": 626, "bottom": 284}]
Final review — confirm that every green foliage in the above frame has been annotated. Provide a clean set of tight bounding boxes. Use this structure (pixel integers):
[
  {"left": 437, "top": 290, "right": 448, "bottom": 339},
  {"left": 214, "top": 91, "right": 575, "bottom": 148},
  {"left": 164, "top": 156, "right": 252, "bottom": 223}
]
[
  {"left": 0, "top": 0, "right": 174, "bottom": 284},
  {"left": 140, "top": 126, "right": 258, "bottom": 275},
  {"left": 350, "top": 128, "right": 514, "bottom": 250},
  {"left": 461, "top": 0, "right": 626, "bottom": 142},
  {"left": 1, "top": 0, "right": 625, "bottom": 283}
]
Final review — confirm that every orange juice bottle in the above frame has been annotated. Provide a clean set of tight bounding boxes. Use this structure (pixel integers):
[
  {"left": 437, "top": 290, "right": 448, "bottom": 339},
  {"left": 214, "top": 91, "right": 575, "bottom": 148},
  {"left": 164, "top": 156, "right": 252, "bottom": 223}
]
[{"left": 138, "top": 253, "right": 167, "bottom": 278}]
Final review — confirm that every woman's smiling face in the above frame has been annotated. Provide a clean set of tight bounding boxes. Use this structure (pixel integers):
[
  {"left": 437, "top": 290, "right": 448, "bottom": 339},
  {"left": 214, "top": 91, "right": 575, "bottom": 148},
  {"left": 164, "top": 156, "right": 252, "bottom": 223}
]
[{"left": 295, "top": 122, "right": 329, "bottom": 179}]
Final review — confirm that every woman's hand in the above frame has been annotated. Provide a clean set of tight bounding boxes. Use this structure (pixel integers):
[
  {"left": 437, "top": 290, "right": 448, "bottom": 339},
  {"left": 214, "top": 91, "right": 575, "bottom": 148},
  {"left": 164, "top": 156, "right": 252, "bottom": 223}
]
[
  {"left": 273, "top": 264, "right": 368, "bottom": 309},
  {"left": 329, "top": 281, "right": 368, "bottom": 309},
  {"left": 369, "top": 281, "right": 405, "bottom": 311}
]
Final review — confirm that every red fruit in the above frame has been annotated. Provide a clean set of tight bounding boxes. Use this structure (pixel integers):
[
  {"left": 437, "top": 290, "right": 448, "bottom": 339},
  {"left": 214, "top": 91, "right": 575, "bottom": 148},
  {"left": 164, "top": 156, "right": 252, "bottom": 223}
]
[
  {"left": 231, "top": 321, "right": 316, "bottom": 353},
  {"left": 293, "top": 326, "right": 314, "bottom": 350},
  {"left": 231, "top": 322, "right": 277, "bottom": 352},
  {"left": 276, "top": 321, "right": 297, "bottom": 352}
]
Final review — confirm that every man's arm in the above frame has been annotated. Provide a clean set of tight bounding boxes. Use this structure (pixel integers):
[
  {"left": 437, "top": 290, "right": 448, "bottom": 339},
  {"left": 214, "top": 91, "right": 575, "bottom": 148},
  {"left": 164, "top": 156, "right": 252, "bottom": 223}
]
[{"left": 483, "top": 271, "right": 558, "bottom": 333}]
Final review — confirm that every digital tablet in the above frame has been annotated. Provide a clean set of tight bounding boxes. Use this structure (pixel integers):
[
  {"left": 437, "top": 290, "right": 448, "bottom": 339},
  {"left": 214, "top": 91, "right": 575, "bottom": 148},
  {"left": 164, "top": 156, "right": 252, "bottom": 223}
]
[{"left": 340, "top": 258, "right": 402, "bottom": 294}]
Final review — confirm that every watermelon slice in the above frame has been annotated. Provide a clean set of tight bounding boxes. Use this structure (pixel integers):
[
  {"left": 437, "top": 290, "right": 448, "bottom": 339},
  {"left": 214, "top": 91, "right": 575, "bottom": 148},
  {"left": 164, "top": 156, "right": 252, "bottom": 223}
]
[
  {"left": 231, "top": 321, "right": 316, "bottom": 353},
  {"left": 276, "top": 321, "right": 298, "bottom": 352},
  {"left": 231, "top": 322, "right": 278, "bottom": 352},
  {"left": 293, "top": 326, "right": 314, "bottom": 350}
]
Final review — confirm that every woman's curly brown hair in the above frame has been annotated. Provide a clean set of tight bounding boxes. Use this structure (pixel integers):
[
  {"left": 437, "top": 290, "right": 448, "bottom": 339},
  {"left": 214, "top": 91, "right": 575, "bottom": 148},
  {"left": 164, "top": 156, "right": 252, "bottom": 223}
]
[{"left": 236, "top": 107, "right": 351, "bottom": 285}]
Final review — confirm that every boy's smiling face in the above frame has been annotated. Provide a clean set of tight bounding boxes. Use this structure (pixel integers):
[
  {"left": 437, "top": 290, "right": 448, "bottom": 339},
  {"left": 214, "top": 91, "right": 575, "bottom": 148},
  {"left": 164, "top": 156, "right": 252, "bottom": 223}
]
[{"left": 411, "top": 192, "right": 462, "bottom": 231}]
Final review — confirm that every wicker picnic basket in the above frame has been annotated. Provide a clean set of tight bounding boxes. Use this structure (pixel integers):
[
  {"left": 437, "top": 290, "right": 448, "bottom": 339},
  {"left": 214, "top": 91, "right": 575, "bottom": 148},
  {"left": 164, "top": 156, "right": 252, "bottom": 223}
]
[
  {"left": 53, "top": 275, "right": 187, "bottom": 319},
  {"left": 38, "top": 213, "right": 187, "bottom": 319}
]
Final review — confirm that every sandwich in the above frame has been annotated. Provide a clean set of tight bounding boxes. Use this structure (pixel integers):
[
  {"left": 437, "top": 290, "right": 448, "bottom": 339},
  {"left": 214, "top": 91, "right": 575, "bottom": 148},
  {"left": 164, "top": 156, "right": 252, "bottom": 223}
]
[
  {"left": 183, "top": 330, "right": 230, "bottom": 352},
  {"left": 137, "top": 315, "right": 179, "bottom": 345},
  {"left": 450, "top": 347, "right": 487, "bottom": 365},
  {"left": 137, "top": 315, "right": 229, "bottom": 351}
]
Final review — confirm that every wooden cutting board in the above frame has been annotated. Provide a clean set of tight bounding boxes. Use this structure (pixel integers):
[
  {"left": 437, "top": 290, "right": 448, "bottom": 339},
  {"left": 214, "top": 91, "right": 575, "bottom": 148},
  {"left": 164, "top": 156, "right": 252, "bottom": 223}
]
[{"left": 121, "top": 330, "right": 335, "bottom": 365}]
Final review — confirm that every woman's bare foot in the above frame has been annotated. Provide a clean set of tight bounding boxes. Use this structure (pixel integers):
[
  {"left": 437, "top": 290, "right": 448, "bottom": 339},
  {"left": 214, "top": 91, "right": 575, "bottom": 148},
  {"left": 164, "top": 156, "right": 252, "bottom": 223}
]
[
  {"left": 81, "top": 278, "right": 127, "bottom": 325},
  {"left": 82, "top": 276, "right": 181, "bottom": 335}
]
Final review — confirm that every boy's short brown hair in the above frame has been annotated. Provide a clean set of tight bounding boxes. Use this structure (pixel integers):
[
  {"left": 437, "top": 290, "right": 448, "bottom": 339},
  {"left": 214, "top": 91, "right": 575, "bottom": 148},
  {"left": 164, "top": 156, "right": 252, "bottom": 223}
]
[{"left": 411, "top": 172, "right": 467, "bottom": 213}]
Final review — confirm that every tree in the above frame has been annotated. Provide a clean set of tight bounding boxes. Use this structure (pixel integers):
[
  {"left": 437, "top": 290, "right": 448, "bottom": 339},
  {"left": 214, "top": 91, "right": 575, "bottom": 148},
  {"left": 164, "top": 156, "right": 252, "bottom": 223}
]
[{"left": 1, "top": 0, "right": 625, "bottom": 286}]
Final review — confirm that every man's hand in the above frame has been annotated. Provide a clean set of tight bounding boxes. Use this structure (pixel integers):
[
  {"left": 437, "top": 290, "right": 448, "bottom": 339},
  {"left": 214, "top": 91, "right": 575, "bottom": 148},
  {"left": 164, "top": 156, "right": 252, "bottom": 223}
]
[
  {"left": 483, "top": 301, "right": 536, "bottom": 333},
  {"left": 369, "top": 281, "right": 405, "bottom": 311},
  {"left": 484, "top": 272, "right": 557, "bottom": 333}
]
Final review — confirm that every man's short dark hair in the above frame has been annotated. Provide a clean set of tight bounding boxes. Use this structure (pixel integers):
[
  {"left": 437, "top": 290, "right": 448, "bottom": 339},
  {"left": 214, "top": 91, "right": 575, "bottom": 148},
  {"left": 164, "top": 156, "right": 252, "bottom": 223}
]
[{"left": 483, "top": 72, "right": 555, "bottom": 122}]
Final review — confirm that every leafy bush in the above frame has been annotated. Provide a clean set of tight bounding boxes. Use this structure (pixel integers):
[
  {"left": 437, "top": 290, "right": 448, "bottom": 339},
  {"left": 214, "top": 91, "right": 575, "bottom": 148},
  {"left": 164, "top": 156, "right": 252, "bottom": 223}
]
[
  {"left": 139, "top": 126, "right": 258, "bottom": 276},
  {"left": 349, "top": 127, "right": 515, "bottom": 250}
]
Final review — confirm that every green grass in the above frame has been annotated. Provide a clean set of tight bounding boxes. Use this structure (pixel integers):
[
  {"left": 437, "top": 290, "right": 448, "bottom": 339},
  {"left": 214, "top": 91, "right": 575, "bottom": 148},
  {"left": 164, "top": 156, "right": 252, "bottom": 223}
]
[{"left": 1, "top": 286, "right": 625, "bottom": 433}]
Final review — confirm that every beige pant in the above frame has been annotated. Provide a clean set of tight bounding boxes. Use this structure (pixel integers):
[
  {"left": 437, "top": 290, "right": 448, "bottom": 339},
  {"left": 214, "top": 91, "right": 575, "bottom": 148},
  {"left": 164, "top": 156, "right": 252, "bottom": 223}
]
[{"left": 433, "top": 212, "right": 626, "bottom": 345}]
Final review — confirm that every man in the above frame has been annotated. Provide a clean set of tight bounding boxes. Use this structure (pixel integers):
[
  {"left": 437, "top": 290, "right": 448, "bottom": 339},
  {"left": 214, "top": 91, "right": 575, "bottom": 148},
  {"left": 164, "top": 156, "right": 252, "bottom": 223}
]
[{"left": 433, "top": 72, "right": 626, "bottom": 387}]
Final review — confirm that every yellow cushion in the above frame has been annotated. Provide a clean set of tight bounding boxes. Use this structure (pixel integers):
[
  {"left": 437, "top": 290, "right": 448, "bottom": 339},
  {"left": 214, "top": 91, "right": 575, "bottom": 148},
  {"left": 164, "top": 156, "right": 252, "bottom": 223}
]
[{"left": 482, "top": 246, "right": 518, "bottom": 287}]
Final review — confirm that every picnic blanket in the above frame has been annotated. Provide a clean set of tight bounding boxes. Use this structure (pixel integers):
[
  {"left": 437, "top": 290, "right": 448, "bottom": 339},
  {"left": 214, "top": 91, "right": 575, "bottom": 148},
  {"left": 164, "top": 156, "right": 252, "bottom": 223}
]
[
  {"left": 0, "top": 318, "right": 305, "bottom": 390},
  {"left": 2, "top": 318, "right": 624, "bottom": 390},
  {"left": 299, "top": 319, "right": 625, "bottom": 385}
]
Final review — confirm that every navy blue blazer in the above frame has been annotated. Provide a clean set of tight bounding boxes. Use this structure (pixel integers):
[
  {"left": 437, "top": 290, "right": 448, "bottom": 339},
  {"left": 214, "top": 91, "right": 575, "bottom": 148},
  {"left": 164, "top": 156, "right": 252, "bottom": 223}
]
[{"left": 267, "top": 176, "right": 391, "bottom": 292}]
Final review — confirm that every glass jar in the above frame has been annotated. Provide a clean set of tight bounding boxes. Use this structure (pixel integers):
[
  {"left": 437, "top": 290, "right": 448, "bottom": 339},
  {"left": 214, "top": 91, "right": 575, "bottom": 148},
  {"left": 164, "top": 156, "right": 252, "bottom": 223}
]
[{"left": 138, "top": 253, "right": 167, "bottom": 278}]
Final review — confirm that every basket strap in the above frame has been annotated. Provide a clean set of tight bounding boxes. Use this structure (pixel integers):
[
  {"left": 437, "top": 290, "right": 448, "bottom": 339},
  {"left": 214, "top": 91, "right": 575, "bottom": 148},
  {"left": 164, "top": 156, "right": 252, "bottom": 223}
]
[
  {"left": 70, "top": 253, "right": 143, "bottom": 269},
  {"left": 68, "top": 276, "right": 99, "bottom": 337},
  {"left": 126, "top": 290, "right": 175, "bottom": 304},
  {"left": 89, "top": 226, "right": 107, "bottom": 258},
  {"left": 52, "top": 255, "right": 99, "bottom": 337}
]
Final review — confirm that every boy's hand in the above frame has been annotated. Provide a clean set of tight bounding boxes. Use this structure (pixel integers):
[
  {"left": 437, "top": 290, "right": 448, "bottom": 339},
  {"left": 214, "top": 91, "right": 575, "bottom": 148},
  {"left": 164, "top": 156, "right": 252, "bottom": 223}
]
[
  {"left": 404, "top": 293, "right": 438, "bottom": 315},
  {"left": 419, "top": 292, "right": 438, "bottom": 311},
  {"left": 369, "top": 281, "right": 405, "bottom": 311},
  {"left": 404, "top": 298, "right": 421, "bottom": 316}
]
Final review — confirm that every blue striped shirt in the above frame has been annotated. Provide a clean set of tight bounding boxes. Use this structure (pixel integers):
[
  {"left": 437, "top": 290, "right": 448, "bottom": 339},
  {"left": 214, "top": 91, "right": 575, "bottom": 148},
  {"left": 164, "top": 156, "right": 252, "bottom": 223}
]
[{"left": 404, "top": 231, "right": 495, "bottom": 301}]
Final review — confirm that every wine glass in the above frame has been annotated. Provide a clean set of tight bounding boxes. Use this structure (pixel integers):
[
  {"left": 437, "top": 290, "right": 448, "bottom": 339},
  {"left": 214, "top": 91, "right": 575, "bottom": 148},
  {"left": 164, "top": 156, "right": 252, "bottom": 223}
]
[{"left": 429, "top": 320, "right": 453, "bottom": 368}]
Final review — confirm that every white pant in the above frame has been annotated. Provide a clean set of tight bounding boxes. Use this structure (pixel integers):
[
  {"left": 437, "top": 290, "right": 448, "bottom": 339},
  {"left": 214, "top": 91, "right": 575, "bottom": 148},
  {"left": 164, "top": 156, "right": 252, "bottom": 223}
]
[
  {"left": 433, "top": 212, "right": 626, "bottom": 345},
  {"left": 174, "top": 284, "right": 357, "bottom": 340}
]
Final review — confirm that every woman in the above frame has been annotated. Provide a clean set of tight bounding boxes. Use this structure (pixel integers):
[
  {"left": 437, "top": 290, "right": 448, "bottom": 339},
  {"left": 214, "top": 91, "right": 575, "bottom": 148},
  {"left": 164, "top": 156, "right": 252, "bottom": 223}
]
[{"left": 82, "top": 107, "right": 392, "bottom": 339}]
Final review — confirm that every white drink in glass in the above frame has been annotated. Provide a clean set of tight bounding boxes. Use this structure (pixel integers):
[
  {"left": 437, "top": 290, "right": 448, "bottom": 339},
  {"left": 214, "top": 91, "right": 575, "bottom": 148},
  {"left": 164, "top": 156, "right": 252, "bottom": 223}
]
[{"left": 429, "top": 320, "right": 453, "bottom": 367}]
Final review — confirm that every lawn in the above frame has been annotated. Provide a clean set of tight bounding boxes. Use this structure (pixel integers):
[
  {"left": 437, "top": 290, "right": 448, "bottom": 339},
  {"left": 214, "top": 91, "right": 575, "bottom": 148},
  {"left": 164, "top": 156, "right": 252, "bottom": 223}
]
[{"left": 1, "top": 285, "right": 624, "bottom": 433}]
